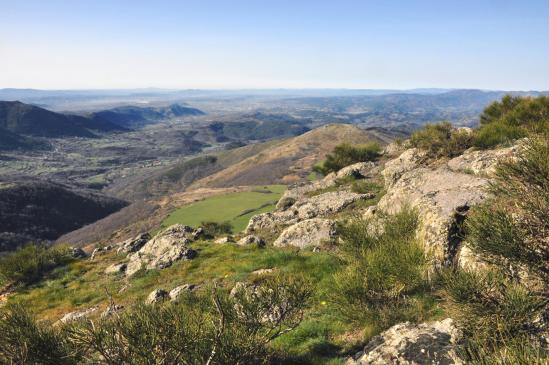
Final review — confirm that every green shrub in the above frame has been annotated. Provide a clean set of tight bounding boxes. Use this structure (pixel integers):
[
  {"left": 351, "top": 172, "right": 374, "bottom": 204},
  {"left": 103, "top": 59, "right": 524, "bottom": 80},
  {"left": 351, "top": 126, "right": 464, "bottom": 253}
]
[
  {"left": 330, "top": 209, "right": 432, "bottom": 327},
  {"left": 313, "top": 143, "right": 381, "bottom": 176},
  {"left": 200, "top": 220, "right": 233, "bottom": 238},
  {"left": 350, "top": 180, "right": 382, "bottom": 194},
  {"left": 442, "top": 269, "right": 545, "bottom": 362},
  {"left": 0, "top": 304, "right": 79, "bottom": 365},
  {"left": 466, "top": 138, "right": 549, "bottom": 279},
  {"left": 474, "top": 95, "right": 549, "bottom": 149},
  {"left": 410, "top": 122, "right": 473, "bottom": 159},
  {"left": 0, "top": 244, "right": 72, "bottom": 286},
  {"left": 0, "top": 274, "right": 312, "bottom": 364}
]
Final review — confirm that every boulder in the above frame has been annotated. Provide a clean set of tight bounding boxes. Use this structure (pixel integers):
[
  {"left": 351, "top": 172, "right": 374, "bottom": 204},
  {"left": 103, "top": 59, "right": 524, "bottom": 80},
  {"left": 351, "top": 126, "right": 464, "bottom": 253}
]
[
  {"left": 90, "top": 245, "right": 113, "bottom": 260},
  {"left": 335, "top": 161, "right": 376, "bottom": 179},
  {"left": 59, "top": 306, "right": 98, "bottom": 323},
  {"left": 105, "top": 263, "right": 127, "bottom": 275},
  {"left": 247, "top": 191, "right": 370, "bottom": 233},
  {"left": 126, "top": 224, "right": 197, "bottom": 277},
  {"left": 169, "top": 284, "right": 198, "bottom": 301},
  {"left": 347, "top": 318, "right": 463, "bottom": 365},
  {"left": 116, "top": 232, "right": 150, "bottom": 254},
  {"left": 273, "top": 218, "right": 336, "bottom": 248},
  {"left": 146, "top": 289, "right": 169, "bottom": 304},
  {"left": 71, "top": 247, "right": 87, "bottom": 259},
  {"left": 192, "top": 227, "right": 205, "bottom": 240},
  {"left": 236, "top": 235, "right": 265, "bottom": 247}
]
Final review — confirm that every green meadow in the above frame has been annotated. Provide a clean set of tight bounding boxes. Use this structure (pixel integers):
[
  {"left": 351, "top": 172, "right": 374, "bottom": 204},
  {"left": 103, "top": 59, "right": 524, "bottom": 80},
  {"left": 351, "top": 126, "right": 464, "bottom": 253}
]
[{"left": 161, "top": 185, "right": 286, "bottom": 232}]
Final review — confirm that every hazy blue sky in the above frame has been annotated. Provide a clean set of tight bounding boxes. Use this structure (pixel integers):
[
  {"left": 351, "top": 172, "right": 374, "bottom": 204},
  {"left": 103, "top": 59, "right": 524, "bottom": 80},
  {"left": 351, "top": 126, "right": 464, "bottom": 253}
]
[{"left": 1, "top": 0, "right": 548, "bottom": 90}]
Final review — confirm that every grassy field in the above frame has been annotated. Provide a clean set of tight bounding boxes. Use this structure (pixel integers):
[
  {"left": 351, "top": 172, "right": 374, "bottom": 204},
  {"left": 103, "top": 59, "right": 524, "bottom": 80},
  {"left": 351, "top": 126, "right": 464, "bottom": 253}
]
[
  {"left": 9, "top": 242, "right": 355, "bottom": 364},
  {"left": 161, "top": 185, "right": 286, "bottom": 232}
]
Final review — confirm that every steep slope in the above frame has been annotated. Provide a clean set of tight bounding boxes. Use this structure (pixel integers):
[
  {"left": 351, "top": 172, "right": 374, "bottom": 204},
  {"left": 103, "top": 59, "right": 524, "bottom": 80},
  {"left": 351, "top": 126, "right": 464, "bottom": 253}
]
[
  {"left": 0, "top": 101, "right": 126, "bottom": 138},
  {"left": 0, "top": 179, "right": 128, "bottom": 251},
  {"left": 0, "top": 126, "right": 44, "bottom": 151},
  {"left": 190, "top": 124, "right": 398, "bottom": 188}
]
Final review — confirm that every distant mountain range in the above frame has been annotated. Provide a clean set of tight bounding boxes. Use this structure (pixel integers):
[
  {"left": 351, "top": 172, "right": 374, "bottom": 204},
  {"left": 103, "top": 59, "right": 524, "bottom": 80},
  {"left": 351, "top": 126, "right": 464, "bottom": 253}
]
[{"left": 0, "top": 101, "right": 205, "bottom": 150}]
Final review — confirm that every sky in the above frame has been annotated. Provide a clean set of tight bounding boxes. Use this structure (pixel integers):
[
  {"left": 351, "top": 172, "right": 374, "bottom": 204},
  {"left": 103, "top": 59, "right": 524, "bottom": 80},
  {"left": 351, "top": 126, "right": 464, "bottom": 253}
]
[{"left": 1, "top": 0, "right": 548, "bottom": 90}]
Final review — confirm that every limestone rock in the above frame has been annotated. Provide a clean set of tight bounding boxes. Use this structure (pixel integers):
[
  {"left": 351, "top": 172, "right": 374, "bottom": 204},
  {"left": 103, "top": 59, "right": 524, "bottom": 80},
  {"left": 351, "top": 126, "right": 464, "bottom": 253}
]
[
  {"left": 273, "top": 218, "right": 336, "bottom": 248},
  {"left": 236, "top": 235, "right": 265, "bottom": 247},
  {"left": 335, "top": 161, "right": 376, "bottom": 179},
  {"left": 126, "top": 224, "right": 197, "bottom": 277},
  {"left": 247, "top": 191, "right": 369, "bottom": 233},
  {"left": 347, "top": 318, "right": 463, "bottom": 365},
  {"left": 105, "top": 263, "right": 127, "bottom": 275},
  {"left": 169, "top": 284, "right": 198, "bottom": 301},
  {"left": 59, "top": 306, "right": 98, "bottom": 323},
  {"left": 90, "top": 245, "right": 113, "bottom": 260},
  {"left": 382, "top": 148, "right": 424, "bottom": 188},
  {"left": 116, "top": 233, "right": 150, "bottom": 254},
  {"left": 378, "top": 167, "right": 488, "bottom": 264},
  {"left": 447, "top": 144, "right": 519, "bottom": 176},
  {"left": 146, "top": 289, "right": 169, "bottom": 304},
  {"left": 251, "top": 268, "right": 275, "bottom": 275}
]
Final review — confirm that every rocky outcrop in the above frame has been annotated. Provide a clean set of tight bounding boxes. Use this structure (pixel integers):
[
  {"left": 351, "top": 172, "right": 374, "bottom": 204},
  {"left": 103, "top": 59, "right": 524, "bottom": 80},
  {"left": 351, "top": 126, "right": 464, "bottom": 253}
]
[
  {"left": 447, "top": 143, "right": 520, "bottom": 176},
  {"left": 236, "top": 235, "right": 265, "bottom": 247},
  {"left": 376, "top": 144, "right": 521, "bottom": 267},
  {"left": 116, "top": 232, "right": 150, "bottom": 254},
  {"left": 247, "top": 191, "right": 370, "bottom": 233},
  {"left": 146, "top": 289, "right": 169, "bottom": 304},
  {"left": 273, "top": 218, "right": 336, "bottom": 248},
  {"left": 378, "top": 167, "right": 488, "bottom": 264},
  {"left": 169, "top": 284, "right": 198, "bottom": 301},
  {"left": 90, "top": 245, "right": 113, "bottom": 260},
  {"left": 347, "top": 319, "right": 463, "bottom": 365},
  {"left": 125, "top": 224, "right": 197, "bottom": 277}
]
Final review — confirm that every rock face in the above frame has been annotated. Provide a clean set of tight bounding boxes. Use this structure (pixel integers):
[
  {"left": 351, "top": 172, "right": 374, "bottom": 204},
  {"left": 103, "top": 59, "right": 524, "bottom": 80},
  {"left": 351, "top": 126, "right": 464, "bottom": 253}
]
[
  {"left": 382, "top": 148, "right": 425, "bottom": 188},
  {"left": 347, "top": 319, "right": 463, "bottom": 365},
  {"left": 273, "top": 218, "right": 336, "bottom": 248},
  {"left": 215, "top": 236, "right": 234, "bottom": 244},
  {"left": 247, "top": 191, "right": 370, "bottom": 233},
  {"left": 116, "top": 232, "right": 150, "bottom": 254},
  {"left": 125, "top": 224, "right": 197, "bottom": 277},
  {"left": 146, "top": 289, "right": 169, "bottom": 304}
]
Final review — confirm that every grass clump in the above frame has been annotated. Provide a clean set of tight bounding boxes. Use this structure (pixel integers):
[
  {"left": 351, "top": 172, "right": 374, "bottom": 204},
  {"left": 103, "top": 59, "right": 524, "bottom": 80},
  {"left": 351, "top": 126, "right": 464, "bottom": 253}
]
[
  {"left": 200, "top": 220, "right": 233, "bottom": 238},
  {"left": 0, "top": 244, "right": 72, "bottom": 286},
  {"left": 313, "top": 143, "right": 381, "bottom": 176},
  {"left": 473, "top": 95, "right": 549, "bottom": 149},
  {"left": 330, "top": 209, "right": 435, "bottom": 329},
  {"left": 410, "top": 122, "right": 473, "bottom": 159}
]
